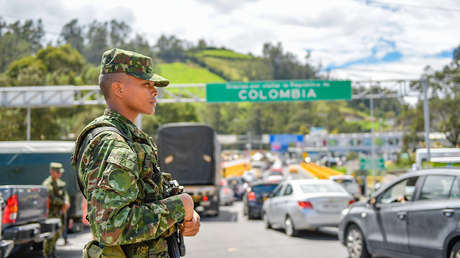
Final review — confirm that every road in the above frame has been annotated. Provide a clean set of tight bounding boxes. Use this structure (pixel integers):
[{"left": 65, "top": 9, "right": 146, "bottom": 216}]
[
  {"left": 9, "top": 203, "right": 347, "bottom": 258},
  {"left": 10, "top": 165, "right": 377, "bottom": 258},
  {"left": 185, "top": 202, "right": 348, "bottom": 258},
  {"left": 9, "top": 201, "right": 393, "bottom": 258}
]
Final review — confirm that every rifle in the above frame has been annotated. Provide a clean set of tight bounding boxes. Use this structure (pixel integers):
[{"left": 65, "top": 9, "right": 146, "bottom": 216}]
[{"left": 163, "top": 178, "right": 186, "bottom": 258}]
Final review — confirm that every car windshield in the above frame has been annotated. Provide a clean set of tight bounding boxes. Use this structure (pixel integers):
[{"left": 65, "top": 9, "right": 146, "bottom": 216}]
[
  {"left": 300, "top": 183, "right": 346, "bottom": 193},
  {"left": 333, "top": 179, "right": 355, "bottom": 186},
  {"left": 252, "top": 184, "right": 278, "bottom": 193}
]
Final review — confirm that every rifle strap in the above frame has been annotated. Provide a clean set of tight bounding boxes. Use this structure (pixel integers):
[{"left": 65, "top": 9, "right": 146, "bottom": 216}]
[{"left": 76, "top": 126, "right": 129, "bottom": 199}]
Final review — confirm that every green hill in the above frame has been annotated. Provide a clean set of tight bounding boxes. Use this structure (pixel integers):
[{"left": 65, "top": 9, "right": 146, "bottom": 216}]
[
  {"left": 157, "top": 62, "right": 225, "bottom": 84},
  {"left": 187, "top": 49, "right": 273, "bottom": 81}
]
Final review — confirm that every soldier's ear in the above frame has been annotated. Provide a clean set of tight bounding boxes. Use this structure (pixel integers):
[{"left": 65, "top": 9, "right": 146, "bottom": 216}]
[{"left": 112, "top": 81, "right": 124, "bottom": 98}]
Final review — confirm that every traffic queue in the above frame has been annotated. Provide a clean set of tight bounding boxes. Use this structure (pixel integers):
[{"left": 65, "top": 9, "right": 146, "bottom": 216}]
[{"left": 222, "top": 154, "right": 460, "bottom": 258}]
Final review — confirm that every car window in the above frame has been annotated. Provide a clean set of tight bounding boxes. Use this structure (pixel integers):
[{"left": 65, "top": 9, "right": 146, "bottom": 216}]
[
  {"left": 272, "top": 184, "right": 284, "bottom": 198},
  {"left": 300, "top": 183, "right": 346, "bottom": 193},
  {"left": 283, "top": 184, "right": 293, "bottom": 196},
  {"left": 419, "top": 175, "right": 456, "bottom": 201},
  {"left": 252, "top": 184, "right": 278, "bottom": 194},
  {"left": 379, "top": 176, "right": 418, "bottom": 204},
  {"left": 450, "top": 178, "right": 460, "bottom": 199}
]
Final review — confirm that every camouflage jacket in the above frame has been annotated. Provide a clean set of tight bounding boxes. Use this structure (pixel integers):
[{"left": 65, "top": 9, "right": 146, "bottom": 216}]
[
  {"left": 72, "top": 109, "right": 185, "bottom": 257},
  {"left": 42, "top": 176, "right": 70, "bottom": 218}
]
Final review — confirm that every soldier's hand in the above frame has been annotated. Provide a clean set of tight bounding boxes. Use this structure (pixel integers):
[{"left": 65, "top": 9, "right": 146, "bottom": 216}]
[
  {"left": 179, "top": 193, "right": 194, "bottom": 220},
  {"left": 180, "top": 210, "right": 200, "bottom": 237}
]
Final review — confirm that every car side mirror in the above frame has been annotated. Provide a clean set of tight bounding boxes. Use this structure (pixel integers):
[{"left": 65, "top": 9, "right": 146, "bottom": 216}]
[{"left": 368, "top": 197, "right": 377, "bottom": 207}]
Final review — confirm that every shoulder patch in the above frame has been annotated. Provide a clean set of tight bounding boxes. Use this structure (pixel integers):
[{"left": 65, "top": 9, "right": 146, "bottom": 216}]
[
  {"left": 107, "top": 168, "right": 136, "bottom": 193},
  {"left": 107, "top": 147, "right": 138, "bottom": 172}
]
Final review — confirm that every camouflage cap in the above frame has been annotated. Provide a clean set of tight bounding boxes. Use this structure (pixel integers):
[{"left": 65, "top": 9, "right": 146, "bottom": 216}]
[
  {"left": 50, "top": 162, "right": 64, "bottom": 173},
  {"left": 100, "top": 48, "right": 170, "bottom": 87}
]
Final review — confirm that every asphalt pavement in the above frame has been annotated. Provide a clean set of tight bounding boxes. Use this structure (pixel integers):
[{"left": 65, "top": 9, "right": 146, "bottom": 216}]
[
  {"left": 8, "top": 201, "right": 393, "bottom": 258},
  {"left": 14, "top": 202, "right": 348, "bottom": 258}
]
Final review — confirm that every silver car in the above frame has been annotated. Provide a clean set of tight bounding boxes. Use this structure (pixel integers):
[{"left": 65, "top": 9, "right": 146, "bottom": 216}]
[{"left": 263, "top": 179, "right": 354, "bottom": 236}]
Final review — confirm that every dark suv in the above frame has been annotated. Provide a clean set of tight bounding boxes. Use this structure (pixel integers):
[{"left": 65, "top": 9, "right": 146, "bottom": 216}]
[{"left": 339, "top": 169, "right": 460, "bottom": 258}]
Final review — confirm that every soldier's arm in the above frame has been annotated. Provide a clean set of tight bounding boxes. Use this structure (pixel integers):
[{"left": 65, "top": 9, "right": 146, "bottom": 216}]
[{"left": 83, "top": 133, "right": 185, "bottom": 246}]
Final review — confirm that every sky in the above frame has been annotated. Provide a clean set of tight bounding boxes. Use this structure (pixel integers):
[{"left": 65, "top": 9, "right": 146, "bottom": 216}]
[{"left": 1, "top": 0, "right": 459, "bottom": 82}]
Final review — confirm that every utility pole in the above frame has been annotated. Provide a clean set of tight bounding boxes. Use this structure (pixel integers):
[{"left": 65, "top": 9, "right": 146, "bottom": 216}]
[
  {"left": 26, "top": 106, "right": 31, "bottom": 141},
  {"left": 370, "top": 96, "right": 376, "bottom": 192},
  {"left": 423, "top": 78, "right": 431, "bottom": 163}
]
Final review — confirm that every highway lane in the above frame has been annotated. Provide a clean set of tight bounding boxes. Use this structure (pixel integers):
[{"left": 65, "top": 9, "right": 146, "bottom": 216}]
[
  {"left": 10, "top": 201, "right": 389, "bottom": 258},
  {"left": 185, "top": 202, "right": 348, "bottom": 258}
]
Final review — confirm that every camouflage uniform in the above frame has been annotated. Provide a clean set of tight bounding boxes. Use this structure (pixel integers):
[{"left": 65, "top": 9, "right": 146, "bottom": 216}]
[
  {"left": 72, "top": 49, "right": 185, "bottom": 258},
  {"left": 42, "top": 162, "right": 70, "bottom": 257}
]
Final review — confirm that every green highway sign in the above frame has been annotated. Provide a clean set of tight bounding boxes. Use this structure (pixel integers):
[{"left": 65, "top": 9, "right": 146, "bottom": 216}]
[
  {"left": 206, "top": 80, "right": 352, "bottom": 103},
  {"left": 360, "top": 158, "right": 385, "bottom": 170}
]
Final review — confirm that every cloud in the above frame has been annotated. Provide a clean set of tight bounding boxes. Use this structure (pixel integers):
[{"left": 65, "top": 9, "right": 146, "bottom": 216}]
[
  {"left": 193, "top": 0, "right": 259, "bottom": 13},
  {"left": 0, "top": 0, "right": 459, "bottom": 81},
  {"left": 433, "top": 49, "right": 454, "bottom": 59}
]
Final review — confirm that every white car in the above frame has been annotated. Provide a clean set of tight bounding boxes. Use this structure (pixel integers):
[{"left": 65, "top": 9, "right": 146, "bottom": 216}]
[
  {"left": 329, "top": 175, "right": 361, "bottom": 200},
  {"left": 263, "top": 179, "right": 354, "bottom": 236}
]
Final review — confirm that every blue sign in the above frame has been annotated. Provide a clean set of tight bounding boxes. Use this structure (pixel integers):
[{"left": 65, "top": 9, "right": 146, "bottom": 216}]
[{"left": 270, "top": 134, "right": 304, "bottom": 152}]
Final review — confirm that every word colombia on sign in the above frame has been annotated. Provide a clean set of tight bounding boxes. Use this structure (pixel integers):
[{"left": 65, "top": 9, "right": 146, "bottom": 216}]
[{"left": 206, "top": 80, "right": 352, "bottom": 103}]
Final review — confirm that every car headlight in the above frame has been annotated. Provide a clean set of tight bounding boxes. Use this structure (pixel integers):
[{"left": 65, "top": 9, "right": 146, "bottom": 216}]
[{"left": 341, "top": 208, "right": 350, "bottom": 219}]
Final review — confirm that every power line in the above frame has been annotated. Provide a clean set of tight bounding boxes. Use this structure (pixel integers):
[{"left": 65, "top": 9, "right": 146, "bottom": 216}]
[{"left": 371, "top": 1, "right": 460, "bottom": 12}]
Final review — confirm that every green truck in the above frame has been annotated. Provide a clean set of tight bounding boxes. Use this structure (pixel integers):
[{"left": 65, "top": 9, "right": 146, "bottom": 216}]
[{"left": 0, "top": 141, "right": 84, "bottom": 233}]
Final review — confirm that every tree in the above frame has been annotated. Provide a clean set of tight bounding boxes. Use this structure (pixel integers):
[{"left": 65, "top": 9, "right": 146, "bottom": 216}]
[
  {"left": 154, "top": 35, "right": 188, "bottom": 62},
  {"left": 7, "top": 19, "right": 44, "bottom": 52},
  {"left": 412, "top": 43, "right": 460, "bottom": 147},
  {"left": 431, "top": 97, "right": 460, "bottom": 146},
  {"left": 124, "top": 34, "right": 155, "bottom": 59},
  {"left": 59, "top": 19, "right": 85, "bottom": 53},
  {"left": 262, "top": 42, "right": 316, "bottom": 80},
  {"left": 0, "top": 18, "right": 44, "bottom": 73},
  {"left": 36, "top": 44, "right": 85, "bottom": 74},
  {"left": 109, "top": 20, "right": 131, "bottom": 47},
  {"left": 6, "top": 56, "right": 46, "bottom": 85},
  {"left": 84, "top": 20, "right": 109, "bottom": 64}
]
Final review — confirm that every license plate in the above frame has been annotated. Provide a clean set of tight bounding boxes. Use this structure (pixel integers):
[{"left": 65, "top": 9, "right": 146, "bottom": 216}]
[
  {"left": 323, "top": 204, "right": 339, "bottom": 209},
  {"left": 201, "top": 201, "right": 210, "bottom": 206}
]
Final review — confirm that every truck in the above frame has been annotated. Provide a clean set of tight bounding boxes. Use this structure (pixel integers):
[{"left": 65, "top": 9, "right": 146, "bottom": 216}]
[
  {"left": 0, "top": 141, "right": 85, "bottom": 233},
  {"left": 0, "top": 194, "right": 14, "bottom": 258},
  {"left": 0, "top": 185, "right": 61, "bottom": 257},
  {"left": 157, "top": 123, "right": 221, "bottom": 216},
  {"left": 415, "top": 148, "right": 460, "bottom": 169}
]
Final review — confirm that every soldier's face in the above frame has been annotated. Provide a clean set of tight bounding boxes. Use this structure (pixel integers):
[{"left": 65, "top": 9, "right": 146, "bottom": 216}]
[
  {"left": 50, "top": 169, "right": 62, "bottom": 180},
  {"left": 122, "top": 75, "right": 158, "bottom": 115}
]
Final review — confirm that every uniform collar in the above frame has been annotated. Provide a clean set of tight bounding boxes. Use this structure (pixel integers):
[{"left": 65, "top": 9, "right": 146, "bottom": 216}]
[{"left": 104, "top": 109, "right": 148, "bottom": 140}]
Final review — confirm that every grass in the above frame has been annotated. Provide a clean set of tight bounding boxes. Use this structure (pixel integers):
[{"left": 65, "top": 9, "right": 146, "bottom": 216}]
[
  {"left": 192, "top": 49, "right": 253, "bottom": 60},
  {"left": 157, "top": 62, "right": 225, "bottom": 84},
  {"left": 156, "top": 62, "right": 225, "bottom": 99}
]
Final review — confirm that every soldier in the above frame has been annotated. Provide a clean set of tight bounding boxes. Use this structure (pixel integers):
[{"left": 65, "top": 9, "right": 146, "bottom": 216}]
[
  {"left": 42, "top": 162, "right": 70, "bottom": 258},
  {"left": 72, "top": 48, "right": 200, "bottom": 258}
]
